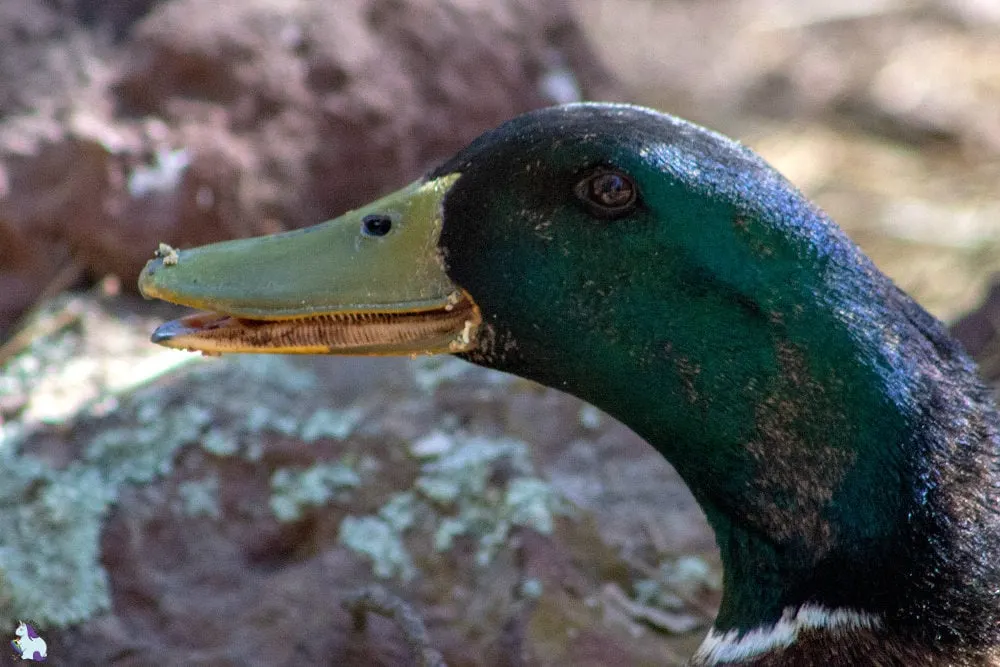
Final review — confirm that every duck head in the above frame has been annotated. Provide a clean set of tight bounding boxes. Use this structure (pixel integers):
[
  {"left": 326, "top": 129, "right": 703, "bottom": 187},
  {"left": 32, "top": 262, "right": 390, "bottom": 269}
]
[{"left": 140, "top": 104, "right": 1000, "bottom": 657}]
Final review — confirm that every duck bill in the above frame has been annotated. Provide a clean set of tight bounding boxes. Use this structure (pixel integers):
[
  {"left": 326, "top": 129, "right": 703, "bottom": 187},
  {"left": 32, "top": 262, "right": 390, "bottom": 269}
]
[{"left": 137, "top": 174, "right": 480, "bottom": 356}]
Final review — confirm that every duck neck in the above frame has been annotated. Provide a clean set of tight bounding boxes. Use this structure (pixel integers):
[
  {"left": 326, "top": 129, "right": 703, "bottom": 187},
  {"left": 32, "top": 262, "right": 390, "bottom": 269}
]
[
  {"left": 468, "top": 274, "right": 1000, "bottom": 650},
  {"left": 679, "top": 300, "right": 1000, "bottom": 662},
  {"left": 609, "top": 299, "right": 999, "bottom": 655},
  {"left": 601, "top": 331, "right": 917, "bottom": 634}
]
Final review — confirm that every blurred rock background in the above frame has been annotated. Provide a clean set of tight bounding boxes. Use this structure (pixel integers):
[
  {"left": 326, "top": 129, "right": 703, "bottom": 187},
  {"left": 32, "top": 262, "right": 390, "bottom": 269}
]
[{"left": 0, "top": 0, "right": 997, "bottom": 665}]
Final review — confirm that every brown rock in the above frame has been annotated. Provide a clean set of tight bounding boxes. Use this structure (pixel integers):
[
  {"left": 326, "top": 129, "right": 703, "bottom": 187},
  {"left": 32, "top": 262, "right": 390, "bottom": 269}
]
[
  {"left": 952, "top": 281, "right": 1000, "bottom": 383},
  {"left": 20, "top": 348, "right": 706, "bottom": 666}
]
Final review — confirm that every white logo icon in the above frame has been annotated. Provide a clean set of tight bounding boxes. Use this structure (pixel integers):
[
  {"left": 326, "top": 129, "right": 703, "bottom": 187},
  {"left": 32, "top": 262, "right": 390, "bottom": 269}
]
[{"left": 10, "top": 622, "right": 47, "bottom": 662}]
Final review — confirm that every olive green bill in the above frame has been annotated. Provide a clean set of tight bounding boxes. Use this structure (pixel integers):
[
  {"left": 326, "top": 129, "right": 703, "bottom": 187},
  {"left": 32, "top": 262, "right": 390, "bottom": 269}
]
[{"left": 138, "top": 174, "right": 481, "bottom": 356}]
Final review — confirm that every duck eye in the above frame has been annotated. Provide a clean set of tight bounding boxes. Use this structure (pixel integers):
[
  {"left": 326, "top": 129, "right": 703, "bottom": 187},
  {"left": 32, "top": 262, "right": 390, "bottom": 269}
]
[
  {"left": 575, "top": 169, "right": 637, "bottom": 218},
  {"left": 361, "top": 214, "right": 393, "bottom": 237}
]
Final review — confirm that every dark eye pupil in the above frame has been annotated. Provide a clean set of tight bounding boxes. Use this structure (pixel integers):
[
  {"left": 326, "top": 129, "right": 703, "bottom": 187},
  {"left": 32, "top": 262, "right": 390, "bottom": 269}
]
[
  {"left": 590, "top": 174, "right": 632, "bottom": 207},
  {"left": 362, "top": 214, "right": 392, "bottom": 236},
  {"left": 576, "top": 169, "right": 637, "bottom": 218}
]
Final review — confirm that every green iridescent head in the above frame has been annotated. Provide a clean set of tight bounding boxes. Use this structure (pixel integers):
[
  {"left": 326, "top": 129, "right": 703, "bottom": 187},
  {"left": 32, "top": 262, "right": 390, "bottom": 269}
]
[{"left": 140, "top": 103, "right": 942, "bottom": 632}]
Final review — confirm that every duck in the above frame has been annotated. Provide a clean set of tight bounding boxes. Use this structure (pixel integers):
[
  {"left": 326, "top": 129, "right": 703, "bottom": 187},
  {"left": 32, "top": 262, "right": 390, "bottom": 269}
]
[{"left": 137, "top": 103, "right": 1000, "bottom": 666}]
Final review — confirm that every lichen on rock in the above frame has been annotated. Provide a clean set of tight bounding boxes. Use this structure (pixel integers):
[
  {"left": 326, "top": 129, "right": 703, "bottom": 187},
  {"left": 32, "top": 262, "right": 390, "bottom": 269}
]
[
  {"left": 0, "top": 299, "right": 344, "bottom": 629},
  {"left": 0, "top": 462, "right": 113, "bottom": 627},
  {"left": 270, "top": 461, "right": 362, "bottom": 522},
  {"left": 340, "top": 430, "right": 573, "bottom": 579}
]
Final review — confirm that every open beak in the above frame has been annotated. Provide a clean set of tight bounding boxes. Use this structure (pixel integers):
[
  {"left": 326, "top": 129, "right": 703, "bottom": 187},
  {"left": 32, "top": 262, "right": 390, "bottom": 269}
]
[{"left": 138, "top": 174, "right": 480, "bottom": 356}]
